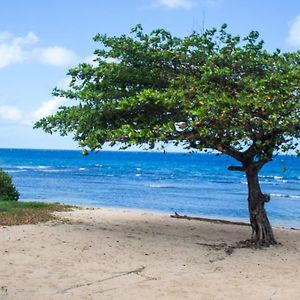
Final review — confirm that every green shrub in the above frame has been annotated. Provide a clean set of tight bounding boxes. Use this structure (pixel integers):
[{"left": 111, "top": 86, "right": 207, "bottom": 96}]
[{"left": 0, "top": 169, "right": 19, "bottom": 201}]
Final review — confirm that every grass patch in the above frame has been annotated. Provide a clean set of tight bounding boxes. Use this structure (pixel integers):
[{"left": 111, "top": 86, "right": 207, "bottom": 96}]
[{"left": 0, "top": 201, "right": 74, "bottom": 226}]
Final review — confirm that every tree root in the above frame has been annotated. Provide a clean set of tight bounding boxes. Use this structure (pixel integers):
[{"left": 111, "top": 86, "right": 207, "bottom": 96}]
[
  {"left": 171, "top": 212, "right": 280, "bottom": 249},
  {"left": 196, "top": 239, "right": 281, "bottom": 256}
]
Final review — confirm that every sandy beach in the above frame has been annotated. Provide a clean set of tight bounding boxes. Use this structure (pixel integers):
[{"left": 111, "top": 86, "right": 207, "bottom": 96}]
[{"left": 0, "top": 207, "right": 299, "bottom": 300}]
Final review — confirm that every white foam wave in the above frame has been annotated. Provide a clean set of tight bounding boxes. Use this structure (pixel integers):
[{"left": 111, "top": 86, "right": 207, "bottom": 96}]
[
  {"left": 41, "top": 169, "right": 70, "bottom": 173},
  {"left": 148, "top": 184, "right": 174, "bottom": 188},
  {"left": 277, "top": 180, "right": 288, "bottom": 183},
  {"left": 259, "top": 175, "right": 273, "bottom": 179},
  {"left": 259, "top": 175, "right": 283, "bottom": 180},
  {"left": 16, "top": 165, "right": 49, "bottom": 170},
  {"left": 271, "top": 193, "right": 300, "bottom": 200}
]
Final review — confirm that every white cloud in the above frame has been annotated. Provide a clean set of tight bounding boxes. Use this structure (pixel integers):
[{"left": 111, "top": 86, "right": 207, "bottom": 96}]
[
  {"left": 156, "top": 0, "right": 195, "bottom": 9},
  {"left": 1, "top": 74, "right": 73, "bottom": 126},
  {"left": 56, "top": 76, "right": 72, "bottom": 90},
  {"left": 153, "top": 0, "right": 221, "bottom": 10},
  {"left": 287, "top": 15, "right": 300, "bottom": 47},
  {"left": 0, "top": 32, "right": 38, "bottom": 68},
  {"left": 0, "top": 31, "right": 78, "bottom": 68},
  {"left": 35, "top": 47, "right": 79, "bottom": 67},
  {"left": 0, "top": 105, "right": 23, "bottom": 122},
  {"left": 83, "top": 54, "right": 119, "bottom": 65},
  {"left": 24, "top": 97, "right": 67, "bottom": 125},
  {"left": 84, "top": 54, "right": 97, "bottom": 65},
  {"left": 0, "top": 95, "right": 69, "bottom": 126}
]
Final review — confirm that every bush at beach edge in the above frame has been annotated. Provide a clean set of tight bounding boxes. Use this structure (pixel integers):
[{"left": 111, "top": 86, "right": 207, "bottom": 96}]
[{"left": 0, "top": 169, "right": 19, "bottom": 201}]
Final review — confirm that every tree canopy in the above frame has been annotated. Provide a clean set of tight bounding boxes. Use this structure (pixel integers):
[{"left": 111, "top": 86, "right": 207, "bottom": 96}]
[
  {"left": 35, "top": 24, "right": 300, "bottom": 159},
  {"left": 35, "top": 24, "right": 300, "bottom": 246}
]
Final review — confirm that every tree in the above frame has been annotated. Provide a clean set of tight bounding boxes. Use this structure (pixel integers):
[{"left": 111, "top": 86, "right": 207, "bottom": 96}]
[{"left": 34, "top": 24, "right": 300, "bottom": 246}]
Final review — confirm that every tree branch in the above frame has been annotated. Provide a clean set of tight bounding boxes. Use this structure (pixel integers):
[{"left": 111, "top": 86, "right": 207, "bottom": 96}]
[
  {"left": 218, "top": 145, "right": 244, "bottom": 162},
  {"left": 228, "top": 166, "right": 245, "bottom": 171}
]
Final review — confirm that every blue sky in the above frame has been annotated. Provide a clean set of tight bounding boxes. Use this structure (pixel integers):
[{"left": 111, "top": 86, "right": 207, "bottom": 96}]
[{"left": 0, "top": 0, "right": 299, "bottom": 150}]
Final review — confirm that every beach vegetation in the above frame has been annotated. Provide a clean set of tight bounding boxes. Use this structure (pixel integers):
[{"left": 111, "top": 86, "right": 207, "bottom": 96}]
[
  {"left": 0, "top": 169, "right": 19, "bottom": 201},
  {"left": 34, "top": 24, "right": 300, "bottom": 246},
  {"left": 0, "top": 201, "right": 73, "bottom": 225}
]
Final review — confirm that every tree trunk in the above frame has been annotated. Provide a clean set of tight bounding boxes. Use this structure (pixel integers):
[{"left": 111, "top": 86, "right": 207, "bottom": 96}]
[{"left": 244, "top": 164, "right": 277, "bottom": 246}]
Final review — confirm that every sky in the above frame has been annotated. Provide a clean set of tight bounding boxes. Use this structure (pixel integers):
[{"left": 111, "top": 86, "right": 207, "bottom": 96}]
[{"left": 0, "top": 0, "right": 299, "bottom": 150}]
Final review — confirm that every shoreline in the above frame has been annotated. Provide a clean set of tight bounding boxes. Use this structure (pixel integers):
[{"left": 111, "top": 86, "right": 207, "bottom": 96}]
[
  {"left": 33, "top": 201, "right": 300, "bottom": 230},
  {"left": 1, "top": 206, "right": 299, "bottom": 299}
]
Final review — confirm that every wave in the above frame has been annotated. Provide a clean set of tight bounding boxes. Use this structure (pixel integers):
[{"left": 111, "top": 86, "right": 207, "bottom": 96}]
[
  {"left": 242, "top": 180, "right": 278, "bottom": 185},
  {"left": 94, "top": 164, "right": 111, "bottom": 169},
  {"left": 7, "top": 170, "right": 26, "bottom": 173},
  {"left": 241, "top": 181, "right": 284, "bottom": 186},
  {"left": 259, "top": 175, "right": 284, "bottom": 180},
  {"left": 260, "top": 175, "right": 300, "bottom": 182},
  {"left": 214, "top": 180, "right": 236, "bottom": 184},
  {"left": 271, "top": 193, "right": 300, "bottom": 200},
  {"left": 9, "top": 166, "right": 75, "bottom": 173},
  {"left": 16, "top": 165, "right": 50, "bottom": 170},
  {"left": 39, "top": 169, "right": 71, "bottom": 173},
  {"left": 148, "top": 184, "right": 175, "bottom": 189}
]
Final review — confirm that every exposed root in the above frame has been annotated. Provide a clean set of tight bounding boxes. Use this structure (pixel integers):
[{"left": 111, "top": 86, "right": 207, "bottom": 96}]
[
  {"left": 196, "top": 242, "right": 228, "bottom": 251},
  {"left": 196, "top": 239, "right": 280, "bottom": 256}
]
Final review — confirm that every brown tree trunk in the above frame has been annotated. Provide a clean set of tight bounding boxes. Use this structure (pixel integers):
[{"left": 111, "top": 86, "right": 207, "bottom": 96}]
[{"left": 244, "top": 163, "right": 277, "bottom": 246}]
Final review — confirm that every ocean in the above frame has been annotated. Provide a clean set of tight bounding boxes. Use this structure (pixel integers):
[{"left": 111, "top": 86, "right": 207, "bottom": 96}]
[{"left": 1, "top": 148, "right": 300, "bottom": 228}]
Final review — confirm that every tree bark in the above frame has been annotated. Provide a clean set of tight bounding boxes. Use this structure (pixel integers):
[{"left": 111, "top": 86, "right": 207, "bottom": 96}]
[{"left": 244, "top": 163, "right": 277, "bottom": 246}]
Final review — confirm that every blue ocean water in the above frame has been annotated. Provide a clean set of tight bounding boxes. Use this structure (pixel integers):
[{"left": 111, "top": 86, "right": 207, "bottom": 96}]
[{"left": 0, "top": 148, "right": 300, "bottom": 228}]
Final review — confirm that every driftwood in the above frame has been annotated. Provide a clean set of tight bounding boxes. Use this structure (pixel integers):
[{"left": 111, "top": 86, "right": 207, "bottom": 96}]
[
  {"left": 60, "top": 266, "right": 156, "bottom": 294},
  {"left": 170, "top": 212, "right": 250, "bottom": 227}
]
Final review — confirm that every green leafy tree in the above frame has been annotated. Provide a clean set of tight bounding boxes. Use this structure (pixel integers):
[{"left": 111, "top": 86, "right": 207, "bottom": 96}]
[
  {"left": 0, "top": 169, "right": 19, "bottom": 201},
  {"left": 35, "top": 24, "right": 300, "bottom": 246}
]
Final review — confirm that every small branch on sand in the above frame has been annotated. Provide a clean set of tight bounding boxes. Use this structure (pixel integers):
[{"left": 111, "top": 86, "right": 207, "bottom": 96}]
[
  {"left": 170, "top": 212, "right": 250, "bottom": 227},
  {"left": 269, "top": 289, "right": 278, "bottom": 299},
  {"left": 60, "top": 266, "right": 148, "bottom": 294},
  {"left": 95, "top": 287, "right": 117, "bottom": 294}
]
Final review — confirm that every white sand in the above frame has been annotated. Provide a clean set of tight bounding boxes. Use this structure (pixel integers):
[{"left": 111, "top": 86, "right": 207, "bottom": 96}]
[{"left": 0, "top": 207, "right": 299, "bottom": 299}]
